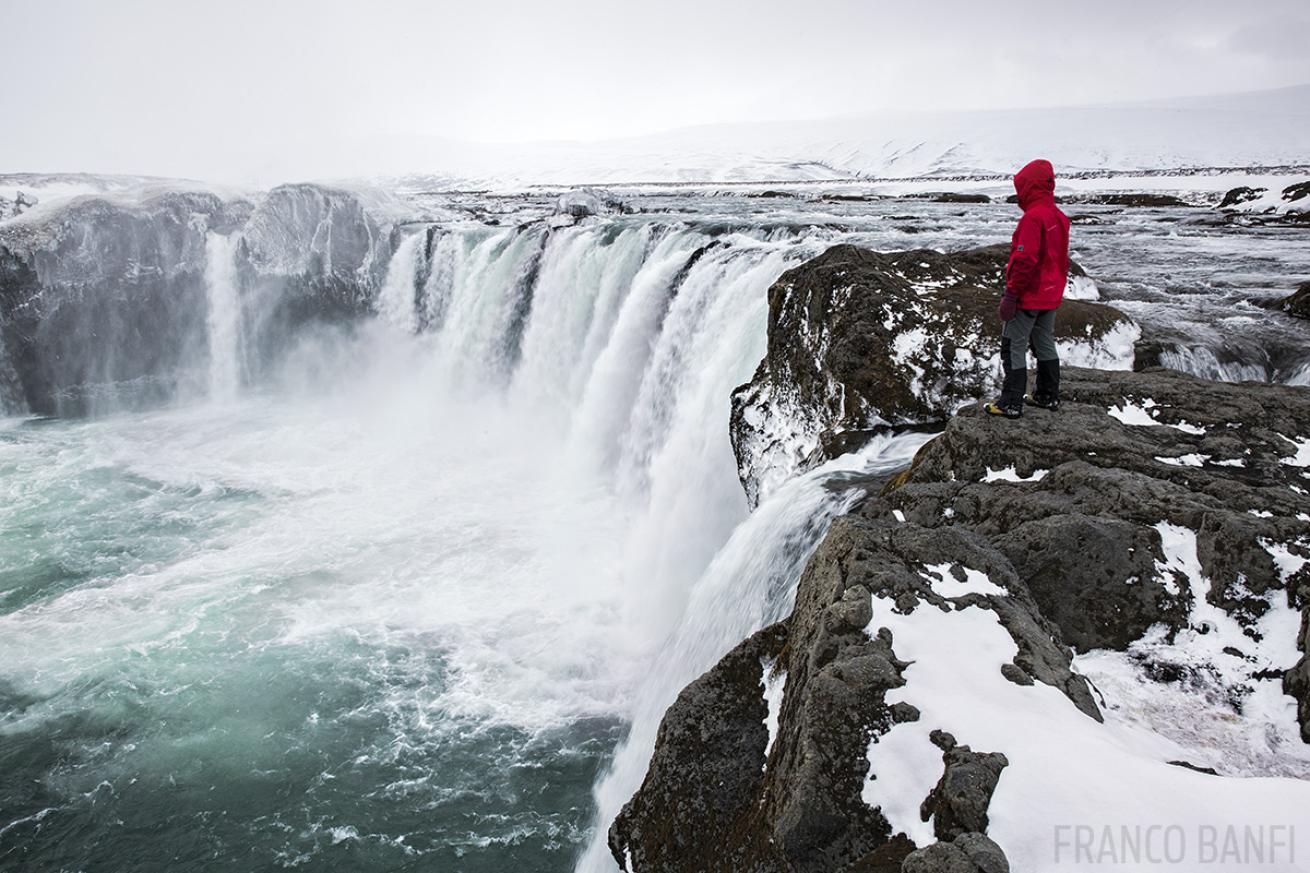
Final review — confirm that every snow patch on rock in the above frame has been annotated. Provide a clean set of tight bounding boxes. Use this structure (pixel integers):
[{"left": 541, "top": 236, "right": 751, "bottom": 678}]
[
  {"left": 761, "top": 658, "right": 787, "bottom": 767},
  {"left": 1155, "top": 453, "right": 1208, "bottom": 467},
  {"left": 982, "top": 466, "right": 1048, "bottom": 483},
  {"left": 920, "top": 562, "right": 1007, "bottom": 598},
  {"left": 862, "top": 594, "right": 1310, "bottom": 869}
]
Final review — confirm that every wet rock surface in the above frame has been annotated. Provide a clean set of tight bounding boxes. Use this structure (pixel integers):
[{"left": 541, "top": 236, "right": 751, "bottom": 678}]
[
  {"left": 616, "top": 366, "right": 1310, "bottom": 872},
  {"left": 1277, "top": 281, "right": 1310, "bottom": 320},
  {"left": 729, "top": 243, "right": 1135, "bottom": 506}
]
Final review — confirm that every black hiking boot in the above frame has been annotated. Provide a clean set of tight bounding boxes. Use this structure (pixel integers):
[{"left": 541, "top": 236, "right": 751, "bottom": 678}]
[{"left": 1028, "top": 359, "right": 1060, "bottom": 410}]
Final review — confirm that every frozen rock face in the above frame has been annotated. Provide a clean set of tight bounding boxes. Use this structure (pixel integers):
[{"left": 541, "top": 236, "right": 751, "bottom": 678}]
[
  {"left": 0, "top": 191, "right": 248, "bottom": 415},
  {"left": 729, "top": 244, "right": 1137, "bottom": 506},
  {"left": 615, "top": 367, "right": 1310, "bottom": 873},
  {"left": 0, "top": 183, "right": 388, "bottom": 415},
  {"left": 235, "top": 183, "right": 388, "bottom": 370},
  {"left": 239, "top": 183, "right": 386, "bottom": 303}
]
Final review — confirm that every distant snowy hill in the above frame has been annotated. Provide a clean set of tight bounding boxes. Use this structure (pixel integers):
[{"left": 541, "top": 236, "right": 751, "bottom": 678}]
[
  {"left": 3, "top": 86, "right": 1308, "bottom": 193},
  {"left": 432, "top": 84, "right": 1310, "bottom": 187}
]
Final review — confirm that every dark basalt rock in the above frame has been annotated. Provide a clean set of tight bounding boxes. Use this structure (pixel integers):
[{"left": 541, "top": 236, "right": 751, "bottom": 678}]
[
  {"left": 1065, "top": 193, "right": 1190, "bottom": 208},
  {"left": 612, "top": 487, "right": 1105, "bottom": 872},
  {"left": 1277, "top": 281, "right": 1310, "bottom": 320},
  {"left": 610, "top": 509, "right": 1047, "bottom": 872},
  {"left": 902, "top": 834, "right": 1009, "bottom": 873},
  {"left": 609, "top": 623, "right": 791, "bottom": 873},
  {"left": 994, "top": 515, "right": 1188, "bottom": 652},
  {"left": 1217, "top": 181, "right": 1310, "bottom": 226},
  {"left": 1282, "top": 181, "right": 1310, "bottom": 206},
  {"left": 873, "top": 367, "right": 1310, "bottom": 728},
  {"left": 1286, "top": 613, "right": 1310, "bottom": 744},
  {"left": 1004, "top": 193, "right": 1189, "bottom": 209},
  {"left": 919, "top": 734, "right": 1009, "bottom": 840},
  {"left": 616, "top": 364, "right": 1310, "bottom": 871},
  {"left": 912, "top": 193, "right": 991, "bottom": 204},
  {"left": 729, "top": 243, "right": 1133, "bottom": 506},
  {"left": 1219, "top": 186, "right": 1265, "bottom": 209}
]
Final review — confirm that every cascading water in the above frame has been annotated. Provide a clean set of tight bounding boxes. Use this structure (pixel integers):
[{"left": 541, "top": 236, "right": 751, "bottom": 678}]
[
  {"left": 376, "top": 231, "right": 425, "bottom": 334},
  {"left": 204, "top": 231, "right": 246, "bottom": 402},
  {"left": 574, "top": 433, "right": 932, "bottom": 873}
]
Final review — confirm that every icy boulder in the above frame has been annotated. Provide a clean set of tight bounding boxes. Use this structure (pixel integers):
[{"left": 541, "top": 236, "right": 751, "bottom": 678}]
[
  {"left": 0, "top": 190, "right": 38, "bottom": 222},
  {"left": 552, "top": 187, "right": 625, "bottom": 221},
  {"left": 1217, "top": 180, "right": 1310, "bottom": 224},
  {"left": 616, "top": 367, "right": 1310, "bottom": 873},
  {"left": 729, "top": 243, "right": 1137, "bottom": 505}
]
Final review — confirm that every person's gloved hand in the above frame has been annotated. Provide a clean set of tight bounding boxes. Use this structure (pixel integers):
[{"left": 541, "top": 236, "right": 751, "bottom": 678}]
[{"left": 998, "top": 292, "right": 1018, "bottom": 322}]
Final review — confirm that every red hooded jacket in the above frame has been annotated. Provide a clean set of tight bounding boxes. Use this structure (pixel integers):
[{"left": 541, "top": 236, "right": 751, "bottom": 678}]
[{"left": 1005, "top": 159, "right": 1070, "bottom": 311}]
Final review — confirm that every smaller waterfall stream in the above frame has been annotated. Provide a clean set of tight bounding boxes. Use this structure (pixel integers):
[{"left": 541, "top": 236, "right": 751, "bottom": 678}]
[
  {"left": 377, "top": 232, "right": 425, "bottom": 333},
  {"left": 204, "top": 232, "right": 245, "bottom": 402}
]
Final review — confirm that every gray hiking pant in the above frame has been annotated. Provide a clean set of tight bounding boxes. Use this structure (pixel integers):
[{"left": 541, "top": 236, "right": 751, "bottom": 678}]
[{"left": 1001, "top": 309, "right": 1058, "bottom": 369}]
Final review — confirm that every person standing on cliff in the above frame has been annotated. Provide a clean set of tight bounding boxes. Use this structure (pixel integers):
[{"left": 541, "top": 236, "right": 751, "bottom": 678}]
[{"left": 985, "top": 158, "right": 1070, "bottom": 419}]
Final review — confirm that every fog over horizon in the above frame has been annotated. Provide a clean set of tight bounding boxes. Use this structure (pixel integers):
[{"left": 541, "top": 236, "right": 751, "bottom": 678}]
[{"left": 3, "top": 0, "right": 1310, "bottom": 184}]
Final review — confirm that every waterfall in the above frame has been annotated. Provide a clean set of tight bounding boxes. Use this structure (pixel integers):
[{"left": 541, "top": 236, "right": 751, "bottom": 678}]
[
  {"left": 376, "top": 232, "right": 425, "bottom": 333},
  {"left": 366, "top": 216, "right": 928, "bottom": 871},
  {"left": 1157, "top": 345, "right": 1271, "bottom": 383},
  {"left": 574, "top": 435, "right": 932, "bottom": 873},
  {"left": 204, "top": 232, "right": 245, "bottom": 402}
]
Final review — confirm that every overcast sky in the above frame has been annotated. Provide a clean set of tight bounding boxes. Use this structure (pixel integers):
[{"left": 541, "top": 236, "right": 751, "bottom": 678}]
[{"left": 3, "top": 0, "right": 1308, "bottom": 182}]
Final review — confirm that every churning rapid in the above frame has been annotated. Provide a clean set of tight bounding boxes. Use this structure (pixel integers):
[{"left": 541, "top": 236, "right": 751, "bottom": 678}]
[{"left": 1, "top": 186, "right": 1308, "bottom": 872}]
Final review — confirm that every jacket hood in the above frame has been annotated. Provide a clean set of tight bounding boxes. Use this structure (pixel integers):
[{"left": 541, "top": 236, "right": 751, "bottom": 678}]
[{"left": 1014, "top": 159, "right": 1056, "bottom": 210}]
